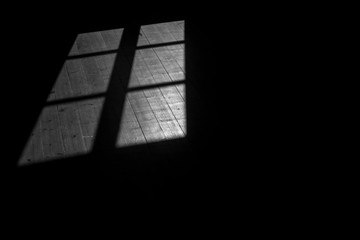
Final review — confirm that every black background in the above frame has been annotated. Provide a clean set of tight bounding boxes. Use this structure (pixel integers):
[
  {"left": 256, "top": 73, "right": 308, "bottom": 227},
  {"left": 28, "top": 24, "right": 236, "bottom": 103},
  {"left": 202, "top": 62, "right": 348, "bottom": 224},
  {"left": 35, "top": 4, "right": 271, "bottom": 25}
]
[{"left": 2, "top": 2, "right": 329, "bottom": 232}]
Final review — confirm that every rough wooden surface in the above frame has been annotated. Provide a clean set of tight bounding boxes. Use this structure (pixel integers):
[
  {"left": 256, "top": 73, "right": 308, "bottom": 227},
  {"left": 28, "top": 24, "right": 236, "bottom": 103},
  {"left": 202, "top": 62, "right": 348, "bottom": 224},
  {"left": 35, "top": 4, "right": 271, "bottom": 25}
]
[{"left": 19, "top": 21, "right": 186, "bottom": 166}]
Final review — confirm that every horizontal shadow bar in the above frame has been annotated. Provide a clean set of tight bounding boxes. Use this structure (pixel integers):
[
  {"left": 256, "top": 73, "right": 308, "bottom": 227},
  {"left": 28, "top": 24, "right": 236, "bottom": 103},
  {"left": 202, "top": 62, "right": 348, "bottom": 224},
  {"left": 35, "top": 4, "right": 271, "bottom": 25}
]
[
  {"left": 45, "top": 93, "right": 106, "bottom": 106},
  {"left": 67, "top": 49, "right": 121, "bottom": 60},
  {"left": 128, "top": 80, "right": 185, "bottom": 92},
  {"left": 136, "top": 40, "right": 185, "bottom": 50},
  {"left": 67, "top": 40, "right": 185, "bottom": 60}
]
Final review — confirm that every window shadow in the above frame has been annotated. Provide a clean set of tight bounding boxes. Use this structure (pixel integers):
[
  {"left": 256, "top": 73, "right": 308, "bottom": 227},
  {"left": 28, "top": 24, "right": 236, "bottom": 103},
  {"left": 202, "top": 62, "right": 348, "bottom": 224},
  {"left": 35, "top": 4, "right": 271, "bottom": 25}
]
[
  {"left": 18, "top": 20, "right": 188, "bottom": 167},
  {"left": 10, "top": 16, "right": 210, "bottom": 204}
]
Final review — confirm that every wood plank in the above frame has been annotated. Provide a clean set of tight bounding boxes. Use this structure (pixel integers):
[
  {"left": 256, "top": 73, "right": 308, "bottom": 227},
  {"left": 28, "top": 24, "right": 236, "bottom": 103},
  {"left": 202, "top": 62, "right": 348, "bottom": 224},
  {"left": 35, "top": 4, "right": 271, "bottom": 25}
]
[
  {"left": 124, "top": 128, "right": 147, "bottom": 146},
  {"left": 77, "top": 100, "right": 98, "bottom": 152},
  {"left": 78, "top": 97, "right": 104, "bottom": 151},
  {"left": 168, "top": 102, "right": 186, "bottom": 120},
  {"left": 160, "top": 85, "right": 184, "bottom": 104},
  {"left": 159, "top": 119, "right": 185, "bottom": 139},
  {"left": 160, "top": 32, "right": 177, "bottom": 43},
  {"left": 145, "top": 32, "right": 162, "bottom": 44},
  {"left": 135, "top": 109, "right": 156, "bottom": 123},
  {"left": 169, "top": 71, "right": 185, "bottom": 81},
  {"left": 139, "top": 48, "right": 158, "bottom": 61},
  {"left": 100, "top": 53, "right": 116, "bottom": 88},
  {"left": 155, "top": 22, "right": 170, "bottom": 33},
  {"left": 32, "top": 120, "right": 44, "bottom": 161},
  {"left": 19, "top": 134, "right": 34, "bottom": 165},
  {"left": 152, "top": 104, "right": 176, "bottom": 122},
  {"left": 20, "top": 119, "right": 45, "bottom": 165},
  {"left": 138, "top": 29, "right": 150, "bottom": 47},
  {"left": 47, "top": 65, "right": 71, "bottom": 101},
  {"left": 91, "top": 98, "right": 104, "bottom": 121},
  {"left": 52, "top": 64, "right": 73, "bottom": 100},
  {"left": 161, "top": 59, "right": 183, "bottom": 75},
  {"left": 40, "top": 106, "right": 64, "bottom": 160},
  {"left": 81, "top": 57, "right": 99, "bottom": 75},
  {"left": 67, "top": 70, "right": 89, "bottom": 96},
  {"left": 138, "top": 119, "right": 165, "bottom": 143},
  {"left": 82, "top": 57, "right": 106, "bottom": 94},
  {"left": 103, "top": 53, "right": 116, "bottom": 71},
  {"left": 77, "top": 101, "right": 98, "bottom": 137},
  {"left": 166, "top": 46, "right": 184, "bottom": 72},
  {"left": 133, "top": 60, "right": 153, "bottom": 83},
  {"left": 175, "top": 83, "right": 186, "bottom": 99},
  {"left": 152, "top": 73, "right": 172, "bottom": 84},
  {"left": 143, "top": 88, "right": 162, "bottom": 98},
  {"left": 130, "top": 52, "right": 147, "bottom": 87},
  {"left": 19, "top": 124, "right": 44, "bottom": 165},
  {"left": 147, "top": 95, "right": 168, "bottom": 110},
  {"left": 152, "top": 46, "right": 172, "bottom": 62},
  {"left": 177, "top": 118, "right": 186, "bottom": 134},
  {"left": 117, "top": 127, "right": 147, "bottom": 147},
  {"left": 142, "top": 22, "right": 184, "bottom": 44},
  {"left": 83, "top": 136, "right": 94, "bottom": 151},
  {"left": 94, "top": 55, "right": 109, "bottom": 74},
  {"left": 69, "top": 38, "right": 80, "bottom": 56},
  {"left": 139, "top": 75, "right": 157, "bottom": 87},
  {"left": 88, "top": 32, "right": 107, "bottom": 52},
  {"left": 117, "top": 117, "right": 146, "bottom": 147},
  {"left": 66, "top": 59, "right": 90, "bottom": 96},
  {"left": 85, "top": 72, "right": 106, "bottom": 94},
  {"left": 177, "top": 21, "right": 185, "bottom": 31},
  {"left": 117, "top": 98, "right": 146, "bottom": 147},
  {"left": 101, "top": 29, "right": 123, "bottom": 50},
  {"left": 156, "top": 44, "right": 184, "bottom": 75},
  {"left": 168, "top": 100, "right": 186, "bottom": 134},
  {"left": 95, "top": 55, "right": 112, "bottom": 89},
  {"left": 58, "top": 103, "right": 86, "bottom": 155},
  {"left": 76, "top": 33, "right": 92, "bottom": 55},
  {"left": 76, "top": 31, "right": 107, "bottom": 54},
  {"left": 146, "top": 58, "right": 168, "bottom": 76},
  {"left": 47, "top": 87, "right": 56, "bottom": 102},
  {"left": 128, "top": 70, "right": 141, "bottom": 88},
  {"left": 66, "top": 58, "right": 82, "bottom": 73},
  {"left": 121, "top": 98, "right": 138, "bottom": 122},
  {"left": 169, "top": 29, "right": 184, "bottom": 42},
  {"left": 136, "top": 49, "right": 169, "bottom": 85},
  {"left": 129, "top": 93, "right": 152, "bottom": 113},
  {"left": 141, "top": 24, "right": 157, "bottom": 36},
  {"left": 167, "top": 21, "right": 184, "bottom": 41}
]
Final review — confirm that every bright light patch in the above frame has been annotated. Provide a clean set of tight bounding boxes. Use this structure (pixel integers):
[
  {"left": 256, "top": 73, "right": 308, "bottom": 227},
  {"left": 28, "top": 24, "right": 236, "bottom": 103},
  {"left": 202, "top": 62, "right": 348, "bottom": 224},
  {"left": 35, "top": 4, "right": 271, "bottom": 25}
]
[
  {"left": 18, "top": 20, "right": 185, "bottom": 166},
  {"left": 117, "top": 83, "right": 186, "bottom": 147},
  {"left": 69, "top": 28, "right": 123, "bottom": 56},
  {"left": 18, "top": 27, "right": 122, "bottom": 166},
  {"left": 116, "top": 20, "right": 185, "bottom": 147}
]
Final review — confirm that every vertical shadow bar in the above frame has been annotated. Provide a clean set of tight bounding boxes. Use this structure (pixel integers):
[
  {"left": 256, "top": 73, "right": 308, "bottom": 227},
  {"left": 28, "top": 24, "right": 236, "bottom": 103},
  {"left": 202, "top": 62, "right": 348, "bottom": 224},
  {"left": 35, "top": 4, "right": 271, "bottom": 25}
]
[{"left": 92, "top": 24, "right": 141, "bottom": 154}]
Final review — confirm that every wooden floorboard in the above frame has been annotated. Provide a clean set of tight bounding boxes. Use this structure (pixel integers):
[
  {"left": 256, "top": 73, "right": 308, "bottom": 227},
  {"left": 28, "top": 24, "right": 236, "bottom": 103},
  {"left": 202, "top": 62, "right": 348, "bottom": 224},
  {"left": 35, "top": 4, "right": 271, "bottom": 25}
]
[
  {"left": 58, "top": 104, "right": 86, "bottom": 156},
  {"left": 19, "top": 20, "right": 186, "bottom": 165},
  {"left": 40, "top": 106, "right": 64, "bottom": 160}
]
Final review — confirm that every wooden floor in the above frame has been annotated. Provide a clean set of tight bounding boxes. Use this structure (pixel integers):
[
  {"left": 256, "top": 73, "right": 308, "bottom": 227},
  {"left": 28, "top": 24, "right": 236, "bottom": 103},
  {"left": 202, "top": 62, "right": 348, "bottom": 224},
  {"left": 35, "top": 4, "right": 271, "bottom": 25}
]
[{"left": 19, "top": 20, "right": 185, "bottom": 166}]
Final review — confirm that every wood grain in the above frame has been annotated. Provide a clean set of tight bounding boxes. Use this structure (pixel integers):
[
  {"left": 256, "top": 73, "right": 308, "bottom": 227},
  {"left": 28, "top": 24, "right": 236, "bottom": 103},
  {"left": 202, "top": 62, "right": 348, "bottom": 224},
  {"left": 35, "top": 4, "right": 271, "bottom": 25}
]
[{"left": 19, "top": 21, "right": 186, "bottom": 165}]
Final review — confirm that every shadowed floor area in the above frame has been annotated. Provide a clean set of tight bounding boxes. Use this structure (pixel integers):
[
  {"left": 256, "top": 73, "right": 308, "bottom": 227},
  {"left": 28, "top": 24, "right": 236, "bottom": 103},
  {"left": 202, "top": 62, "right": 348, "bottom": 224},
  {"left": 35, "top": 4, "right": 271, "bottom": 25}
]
[
  {"left": 2, "top": 5, "right": 329, "bottom": 233},
  {"left": 19, "top": 21, "right": 186, "bottom": 166}
]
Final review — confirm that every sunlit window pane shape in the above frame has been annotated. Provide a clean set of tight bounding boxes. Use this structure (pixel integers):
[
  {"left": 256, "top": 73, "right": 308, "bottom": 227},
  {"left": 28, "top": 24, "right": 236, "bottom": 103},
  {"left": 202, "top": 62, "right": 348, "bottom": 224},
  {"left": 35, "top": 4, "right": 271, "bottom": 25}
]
[
  {"left": 117, "top": 20, "right": 186, "bottom": 148},
  {"left": 18, "top": 27, "right": 124, "bottom": 166},
  {"left": 117, "top": 84, "right": 186, "bottom": 147},
  {"left": 69, "top": 28, "right": 123, "bottom": 56},
  {"left": 139, "top": 21, "right": 184, "bottom": 45},
  {"left": 18, "top": 98, "right": 104, "bottom": 166},
  {"left": 19, "top": 21, "right": 186, "bottom": 165}
]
